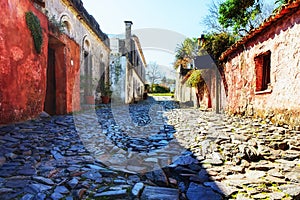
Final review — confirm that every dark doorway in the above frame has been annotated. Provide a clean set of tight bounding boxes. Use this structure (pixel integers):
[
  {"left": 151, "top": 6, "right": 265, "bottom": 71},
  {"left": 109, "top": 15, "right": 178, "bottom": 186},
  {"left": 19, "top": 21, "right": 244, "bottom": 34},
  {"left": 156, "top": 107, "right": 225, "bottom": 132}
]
[{"left": 44, "top": 48, "right": 56, "bottom": 115}]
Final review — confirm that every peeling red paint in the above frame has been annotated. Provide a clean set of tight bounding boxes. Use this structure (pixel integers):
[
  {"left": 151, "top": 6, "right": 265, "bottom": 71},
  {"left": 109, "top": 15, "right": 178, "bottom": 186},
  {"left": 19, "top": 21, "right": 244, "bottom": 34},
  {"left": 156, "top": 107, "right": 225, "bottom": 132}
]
[
  {"left": 0, "top": 0, "right": 81, "bottom": 125},
  {"left": 0, "top": 0, "right": 48, "bottom": 124}
]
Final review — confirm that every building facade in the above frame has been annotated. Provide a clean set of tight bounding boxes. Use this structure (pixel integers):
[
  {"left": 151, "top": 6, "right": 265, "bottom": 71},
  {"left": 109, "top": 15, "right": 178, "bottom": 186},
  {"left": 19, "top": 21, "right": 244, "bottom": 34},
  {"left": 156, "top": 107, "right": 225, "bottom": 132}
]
[
  {"left": 0, "top": 0, "right": 110, "bottom": 124},
  {"left": 109, "top": 21, "right": 147, "bottom": 104},
  {"left": 175, "top": 65, "right": 225, "bottom": 111},
  {"left": 220, "top": 0, "right": 300, "bottom": 128},
  {"left": 45, "top": 0, "right": 110, "bottom": 106}
]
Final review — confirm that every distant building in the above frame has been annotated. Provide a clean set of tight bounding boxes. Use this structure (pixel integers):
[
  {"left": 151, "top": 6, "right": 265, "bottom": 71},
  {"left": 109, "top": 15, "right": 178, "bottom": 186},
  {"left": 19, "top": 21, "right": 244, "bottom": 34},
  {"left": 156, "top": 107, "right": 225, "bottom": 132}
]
[
  {"left": 220, "top": 0, "right": 300, "bottom": 128},
  {"left": 175, "top": 67, "right": 196, "bottom": 107},
  {"left": 109, "top": 21, "right": 147, "bottom": 103}
]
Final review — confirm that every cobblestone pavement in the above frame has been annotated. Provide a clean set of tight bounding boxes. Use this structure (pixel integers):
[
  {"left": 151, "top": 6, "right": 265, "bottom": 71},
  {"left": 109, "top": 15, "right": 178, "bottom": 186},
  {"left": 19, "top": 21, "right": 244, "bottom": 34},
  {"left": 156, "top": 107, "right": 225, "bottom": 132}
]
[{"left": 0, "top": 96, "right": 299, "bottom": 200}]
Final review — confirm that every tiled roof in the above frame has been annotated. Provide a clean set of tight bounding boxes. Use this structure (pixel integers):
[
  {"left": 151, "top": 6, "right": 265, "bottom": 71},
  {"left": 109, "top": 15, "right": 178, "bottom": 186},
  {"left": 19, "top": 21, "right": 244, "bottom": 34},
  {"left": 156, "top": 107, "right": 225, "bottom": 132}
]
[
  {"left": 68, "top": 0, "right": 110, "bottom": 47},
  {"left": 220, "top": 0, "right": 300, "bottom": 61},
  {"left": 132, "top": 35, "right": 147, "bottom": 66}
]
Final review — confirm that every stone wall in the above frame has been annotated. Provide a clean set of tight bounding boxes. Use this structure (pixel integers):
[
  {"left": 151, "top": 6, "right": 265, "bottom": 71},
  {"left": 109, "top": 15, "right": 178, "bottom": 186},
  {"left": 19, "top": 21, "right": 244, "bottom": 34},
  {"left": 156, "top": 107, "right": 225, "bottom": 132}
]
[
  {"left": 0, "top": 0, "right": 48, "bottom": 124},
  {"left": 223, "top": 8, "right": 300, "bottom": 127}
]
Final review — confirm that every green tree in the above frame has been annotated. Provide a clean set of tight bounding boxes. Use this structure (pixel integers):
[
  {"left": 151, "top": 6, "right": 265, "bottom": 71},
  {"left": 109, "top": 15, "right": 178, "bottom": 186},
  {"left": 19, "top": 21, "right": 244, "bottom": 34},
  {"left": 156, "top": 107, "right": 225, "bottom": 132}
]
[
  {"left": 218, "top": 0, "right": 261, "bottom": 34},
  {"left": 174, "top": 33, "right": 236, "bottom": 107},
  {"left": 201, "top": 32, "right": 236, "bottom": 63},
  {"left": 218, "top": 0, "right": 292, "bottom": 35},
  {"left": 174, "top": 38, "right": 198, "bottom": 69},
  {"left": 186, "top": 69, "right": 205, "bottom": 108}
]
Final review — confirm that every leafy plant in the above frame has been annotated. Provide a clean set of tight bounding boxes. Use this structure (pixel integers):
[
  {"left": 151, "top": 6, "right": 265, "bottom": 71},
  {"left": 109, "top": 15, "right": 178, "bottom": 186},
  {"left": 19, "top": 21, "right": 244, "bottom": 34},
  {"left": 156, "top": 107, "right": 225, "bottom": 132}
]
[
  {"left": 151, "top": 84, "right": 170, "bottom": 93},
  {"left": 218, "top": 0, "right": 261, "bottom": 33},
  {"left": 25, "top": 11, "right": 43, "bottom": 54},
  {"left": 174, "top": 38, "right": 198, "bottom": 69},
  {"left": 186, "top": 70, "right": 204, "bottom": 87},
  {"left": 101, "top": 84, "right": 112, "bottom": 97},
  {"left": 201, "top": 32, "right": 236, "bottom": 62}
]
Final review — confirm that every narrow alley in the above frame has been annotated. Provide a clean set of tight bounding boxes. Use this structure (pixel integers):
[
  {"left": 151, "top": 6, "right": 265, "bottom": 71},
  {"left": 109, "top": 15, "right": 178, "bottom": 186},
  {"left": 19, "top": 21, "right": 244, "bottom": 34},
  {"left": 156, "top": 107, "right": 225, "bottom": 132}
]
[{"left": 0, "top": 97, "right": 299, "bottom": 200}]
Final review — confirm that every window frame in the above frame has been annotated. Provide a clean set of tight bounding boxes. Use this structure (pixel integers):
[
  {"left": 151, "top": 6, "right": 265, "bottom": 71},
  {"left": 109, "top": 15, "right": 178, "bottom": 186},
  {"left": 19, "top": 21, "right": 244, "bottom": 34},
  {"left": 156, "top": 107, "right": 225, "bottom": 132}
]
[{"left": 254, "top": 50, "right": 272, "bottom": 94}]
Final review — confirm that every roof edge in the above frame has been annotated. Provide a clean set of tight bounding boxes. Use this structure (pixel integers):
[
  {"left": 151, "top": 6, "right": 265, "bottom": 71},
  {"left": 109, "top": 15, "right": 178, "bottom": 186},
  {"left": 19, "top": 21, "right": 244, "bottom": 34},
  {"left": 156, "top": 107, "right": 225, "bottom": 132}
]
[{"left": 220, "top": 0, "right": 300, "bottom": 61}]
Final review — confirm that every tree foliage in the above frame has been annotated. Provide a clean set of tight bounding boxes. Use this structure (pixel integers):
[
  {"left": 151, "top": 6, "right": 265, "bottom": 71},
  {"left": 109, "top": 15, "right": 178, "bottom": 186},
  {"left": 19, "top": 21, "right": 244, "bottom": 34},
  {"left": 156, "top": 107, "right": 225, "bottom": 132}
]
[
  {"left": 218, "top": 0, "right": 261, "bottom": 33},
  {"left": 218, "top": 0, "right": 292, "bottom": 34},
  {"left": 201, "top": 32, "right": 236, "bottom": 62},
  {"left": 186, "top": 70, "right": 203, "bottom": 88},
  {"left": 274, "top": 0, "right": 293, "bottom": 12},
  {"left": 174, "top": 38, "right": 198, "bottom": 69},
  {"left": 275, "top": 0, "right": 291, "bottom": 4}
]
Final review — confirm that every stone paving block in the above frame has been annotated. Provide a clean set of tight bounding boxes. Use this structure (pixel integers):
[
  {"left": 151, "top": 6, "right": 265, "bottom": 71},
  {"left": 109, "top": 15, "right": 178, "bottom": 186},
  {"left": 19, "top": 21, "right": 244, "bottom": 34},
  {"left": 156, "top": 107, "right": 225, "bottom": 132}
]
[{"left": 141, "top": 186, "right": 179, "bottom": 200}]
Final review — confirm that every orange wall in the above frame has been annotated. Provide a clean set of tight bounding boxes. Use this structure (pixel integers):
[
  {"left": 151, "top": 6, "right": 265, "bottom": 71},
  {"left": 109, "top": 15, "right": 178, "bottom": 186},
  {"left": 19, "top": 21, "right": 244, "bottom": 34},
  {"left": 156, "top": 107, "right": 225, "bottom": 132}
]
[{"left": 0, "top": 0, "right": 48, "bottom": 124}]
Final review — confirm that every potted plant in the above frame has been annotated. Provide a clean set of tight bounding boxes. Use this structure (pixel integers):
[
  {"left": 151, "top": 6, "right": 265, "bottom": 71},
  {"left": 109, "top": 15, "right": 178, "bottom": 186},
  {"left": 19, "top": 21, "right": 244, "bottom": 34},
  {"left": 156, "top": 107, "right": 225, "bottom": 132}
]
[
  {"left": 101, "top": 84, "right": 112, "bottom": 104},
  {"left": 80, "top": 75, "right": 98, "bottom": 105}
]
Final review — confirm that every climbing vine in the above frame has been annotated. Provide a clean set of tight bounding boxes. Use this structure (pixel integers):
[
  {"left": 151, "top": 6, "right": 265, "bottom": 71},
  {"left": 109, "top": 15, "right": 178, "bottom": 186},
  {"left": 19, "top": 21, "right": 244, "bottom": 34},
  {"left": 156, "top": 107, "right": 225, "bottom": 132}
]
[{"left": 25, "top": 11, "right": 43, "bottom": 54}]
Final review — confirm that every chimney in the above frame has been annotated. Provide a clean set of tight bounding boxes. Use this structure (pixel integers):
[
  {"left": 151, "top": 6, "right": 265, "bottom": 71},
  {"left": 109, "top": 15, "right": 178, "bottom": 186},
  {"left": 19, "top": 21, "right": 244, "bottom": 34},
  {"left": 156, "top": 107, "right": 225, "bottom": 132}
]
[{"left": 124, "top": 21, "right": 133, "bottom": 56}]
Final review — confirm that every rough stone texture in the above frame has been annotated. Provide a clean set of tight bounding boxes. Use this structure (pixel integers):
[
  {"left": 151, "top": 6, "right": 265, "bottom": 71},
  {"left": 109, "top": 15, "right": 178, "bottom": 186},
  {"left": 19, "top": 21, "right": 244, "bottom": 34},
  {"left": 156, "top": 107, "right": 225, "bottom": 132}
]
[
  {"left": 131, "top": 182, "right": 144, "bottom": 197},
  {"left": 0, "top": 0, "right": 48, "bottom": 124},
  {"left": 186, "top": 182, "right": 223, "bottom": 200},
  {"left": 0, "top": 97, "right": 299, "bottom": 199},
  {"left": 141, "top": 186, "right": 179, "bottom": 200},
  {"left": 222, "top": 4, "right": 300, "bottom": 128}
]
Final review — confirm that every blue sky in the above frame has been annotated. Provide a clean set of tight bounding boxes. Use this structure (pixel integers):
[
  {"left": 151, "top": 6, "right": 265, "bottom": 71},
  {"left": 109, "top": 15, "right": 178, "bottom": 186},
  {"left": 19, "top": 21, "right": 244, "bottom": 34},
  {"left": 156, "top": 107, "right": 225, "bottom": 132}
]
[
  {"left": 81, "top": 0, "right": 214, "bottom": 78},
  {"left": 82, "top": 0, "right": 209, "bottom": 38},
  {"left": 81, "top": 0, "right": 276, "bottom": 79}
]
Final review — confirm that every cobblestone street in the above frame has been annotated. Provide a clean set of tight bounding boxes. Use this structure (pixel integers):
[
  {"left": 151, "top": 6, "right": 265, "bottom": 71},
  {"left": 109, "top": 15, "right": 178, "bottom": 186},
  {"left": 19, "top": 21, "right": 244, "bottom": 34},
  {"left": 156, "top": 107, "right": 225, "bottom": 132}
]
[{"left": 0, "top": 97, "right": 299, "bottom": 200}]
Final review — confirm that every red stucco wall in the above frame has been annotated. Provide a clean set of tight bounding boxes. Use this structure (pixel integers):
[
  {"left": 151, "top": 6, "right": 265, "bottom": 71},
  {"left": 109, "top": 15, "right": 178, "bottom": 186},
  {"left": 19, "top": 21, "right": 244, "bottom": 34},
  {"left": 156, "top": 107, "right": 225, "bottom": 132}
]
[
  {"left": 63, "top": 35, "right": 80, "bottom": 113},
  {"left": 223, "top": 8, "right": 300, "bottom": 127},
  {"left": 0, "top": 0, "right": 81, "bottom": 124},
  {"left": 0, "top": 0, "right": 48, "bottom": 124}
]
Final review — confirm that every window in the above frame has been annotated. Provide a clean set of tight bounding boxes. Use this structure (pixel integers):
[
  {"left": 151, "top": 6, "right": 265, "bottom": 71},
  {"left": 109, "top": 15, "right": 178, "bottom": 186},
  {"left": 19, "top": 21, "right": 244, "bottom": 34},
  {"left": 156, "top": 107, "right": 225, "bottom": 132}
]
[{"left": 255, "top": 51, "right": 271, "bottom": 92}]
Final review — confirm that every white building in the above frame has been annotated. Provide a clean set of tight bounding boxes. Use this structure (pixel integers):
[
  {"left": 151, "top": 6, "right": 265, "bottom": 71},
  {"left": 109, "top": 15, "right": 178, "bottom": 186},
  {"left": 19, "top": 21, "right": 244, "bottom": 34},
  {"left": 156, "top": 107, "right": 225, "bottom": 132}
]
[{"left": 109, "top": 21, "right": 147, "bottom": 104}]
